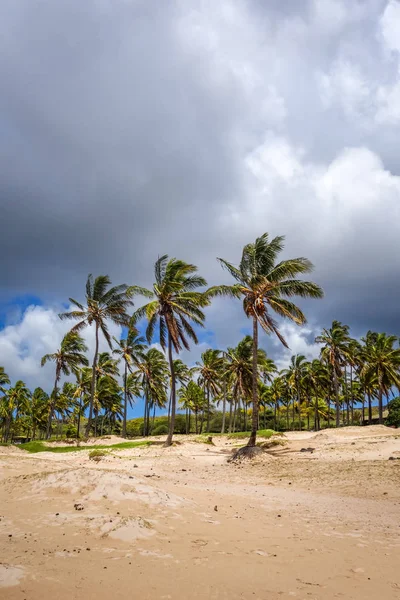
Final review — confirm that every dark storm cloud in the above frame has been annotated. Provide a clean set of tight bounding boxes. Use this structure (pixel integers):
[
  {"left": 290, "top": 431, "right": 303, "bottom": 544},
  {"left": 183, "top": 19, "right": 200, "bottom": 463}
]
[
  {"left": 0, "top": 0, "right": 246, "bottom": 298},
  {"left": 1, "top": 0, "right": 400, "bottom": 349}
]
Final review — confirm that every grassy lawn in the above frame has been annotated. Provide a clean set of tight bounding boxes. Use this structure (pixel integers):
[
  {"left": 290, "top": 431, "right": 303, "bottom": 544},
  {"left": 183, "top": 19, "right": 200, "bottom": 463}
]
[{"left": 17, "top": 440, "right": 155, "bottom": 453}]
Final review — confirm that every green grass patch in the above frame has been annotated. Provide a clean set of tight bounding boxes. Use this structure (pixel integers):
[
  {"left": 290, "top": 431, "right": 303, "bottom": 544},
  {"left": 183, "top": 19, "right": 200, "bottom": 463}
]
[
  {"left": 193, "top": 435, "right": 215, "bottom": 445},
  {"left": 227, "top": 429, "right": 280, "bottom": 440},
  {"left": 18, "top": 440, "right": 155, "bottom": 454}
]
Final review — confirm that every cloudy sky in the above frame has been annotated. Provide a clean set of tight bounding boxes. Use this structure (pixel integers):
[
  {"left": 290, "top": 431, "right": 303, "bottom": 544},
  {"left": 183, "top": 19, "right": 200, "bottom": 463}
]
[{"left": 1, "top": 0, "right": 400, "bottom": 408}]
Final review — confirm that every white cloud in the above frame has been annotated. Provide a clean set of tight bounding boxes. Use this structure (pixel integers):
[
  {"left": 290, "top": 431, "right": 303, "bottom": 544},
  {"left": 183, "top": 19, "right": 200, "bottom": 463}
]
[
  {"left": 0, "top": 305, "right": 122, "bottom": 391},
  {"left": 269, "top": 323, "right": 322, "bottom": 371},
  {"left": 380, "top": 0, "right": 400, "bottom": 54}
]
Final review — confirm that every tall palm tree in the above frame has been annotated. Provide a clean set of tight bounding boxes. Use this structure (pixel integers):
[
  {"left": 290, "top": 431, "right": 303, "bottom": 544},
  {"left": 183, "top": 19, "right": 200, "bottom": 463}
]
[
  {"left": 178, "top": 380, "right": 206, "bottom": 434},
  {"left": 360, "top": 333, "right": 400, "bottom": 423},
  {"left": 315, "top": 321, "right": 350, "bottom": 428},
  {"left": 95, "top": 375, "right": 122, "bottom": 435},
  {"left": 73, "top": 367, "right": 92, "bottom": 438},
  {"left": 302, "top": 359, "right": 329, "bottom": 431},
  {"left": 195, "top": 349, "right": 224, "bottom": 433},
  {"left": 59, "top": 274, "right": 147, "bottom": 436},
  {"left": 282, "top": 354, "right": 307, "bottom": 430},
  {"left": 2, "top": 380, "right": 31, "bottom": 442},
  {"left": 130, "top": 347, "right": 169, "bottom": 437},
  {"left": 347, "top": 338, "right": 361, "bottom": 425},
  {"left": 113, "top": 327, "right": 147, "bottom": 437},
  {"left": 269, "top": 376, "right": 283, "bottom": 430},
  {"left": 225, "top": 336, "right": 268, "bottom": 432},
  {"left": 41, "top": 331, "right": 88, "bottom": 439},
  {"left": 167, "top": 359, "right": 191, "bottom": 426},
  {"left": 132, "top": 256, "right": 209, "bottom": 446},
  {"left": 209, "top": 233, "right": 323, "bottom": 450},
  {"left": 30, "top": 387, "right": 49, "bottom": 439}
]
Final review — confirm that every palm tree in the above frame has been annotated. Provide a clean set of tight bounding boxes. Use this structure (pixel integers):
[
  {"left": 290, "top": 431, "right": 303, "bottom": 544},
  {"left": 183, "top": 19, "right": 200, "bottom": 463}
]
[
  {"left": 303, "top": 359, "right": 329, "bottom": 431},
  {"left": 347, "top": 339, "right": 362, "bottom": 425},
  {"left": 2, "top": 380, "right": 31, "bottom": 442},
  {"left": 0, "top": 367, "right": 10, "bottom": 392},
  {"left": 72, "top": 367, "right": 91, "bottom": 438},
  {"left": 167, "top": 359, "right": 191, "bottom": 427},
  {"left": 130, "top": 347, "right": 169, "bottom": 436},
  {"left": 30, "top": 387, "right": 49, "bottom": 439},
  {"left": 179, "top": 380, "right": 206, "bottom": 434},
  {"left": 41, "top": 331, "right": 88, "bottom": 439},
  {"left": 59, "top": 274, "right": 147, "bottom": 436},
  {"left": 282, "top": 355, "right": 308, "bottom": 430},
  {"left": 95, "top": 375, "right": 122, "bottom": 435},
  {"left": 208, "top": 233, "right": 323, "bottom": 451},
  {"left": 225, "top": 336, "right": 269, "bottom": 432},
  {"left": 315, "top": 321, "right": 350, "bottom": 428},
  {"left": 195, "top": 349, "right": 224, "bottom": 433},
  {"left": 113, "top": 327, "right": 148, "bottom": 438},
  {"left": 269, "top": 376, "right": 282, "bottom": 430},
  {"left": 132, "top": 256, "right": 209, "bottom": 446},
  {"left": 360, "top": 333, "right": 400, "bottom": 423}
]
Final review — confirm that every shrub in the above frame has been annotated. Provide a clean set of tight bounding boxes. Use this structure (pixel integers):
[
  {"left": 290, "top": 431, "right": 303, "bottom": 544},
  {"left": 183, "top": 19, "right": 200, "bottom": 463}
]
[
  {"left": 151, "top": 425, "right": 169, "bottom": 436},
  {"left": 65, "top": 425, "right": 77, "bottom": 438},
  {"left": 89, "top": 449, "right": 107, "bottom": 461},
  {"left": 386, "top": 397, "right": 400, "bottom": 427}
]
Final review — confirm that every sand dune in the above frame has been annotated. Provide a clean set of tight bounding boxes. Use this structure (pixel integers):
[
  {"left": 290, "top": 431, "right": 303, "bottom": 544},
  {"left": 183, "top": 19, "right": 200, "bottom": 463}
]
[{"left": 1, "top": 426, "right": 400, "bottom": 599}]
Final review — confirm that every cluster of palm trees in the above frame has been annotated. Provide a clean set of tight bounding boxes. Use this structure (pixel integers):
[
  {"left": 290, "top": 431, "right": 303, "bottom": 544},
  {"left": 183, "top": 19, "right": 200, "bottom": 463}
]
[{"left": 1, "top": 232, "right": 398, "bottom": 446}]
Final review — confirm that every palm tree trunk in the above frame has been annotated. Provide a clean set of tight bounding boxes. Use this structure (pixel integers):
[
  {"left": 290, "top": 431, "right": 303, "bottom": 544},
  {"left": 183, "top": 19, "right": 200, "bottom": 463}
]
[
  {"left": 200, "top": 408, "right": 205, "bottom": 434},
  {"left": 143, "top": 395, "right": 148, "bottom": 436},
  {"left": 273, "top": 402, "right": 277, "bottom": 431},
  {"left": 378, "top": 385, "right": 383, "bottom": 424},
  {"left": 286, "top": 405, "right": 289, "bottom": 430},
  {"left": 368, "top": 391, "right": 372, "bottom": 424},
  {"left": 247, "top": 316, "right": 259, "bottom": 447},
  {"left": 122, "top": 361, "right": 128, "bottom": 438},
  {"left": 292, "top": 397, "right": 295, "bottom": 430},
  {"left": 344, "top": 367, "right": 349, "bottom": 426},
  {"left": 77, "top": 394, "right": 82, "bottom": 439},
  {"left": 244, "top": 398, "right": 248, "bottom": 431},
  {"left": 165, "top": 333, "right": 176, "bottom": 447},
  {"left": 333, "top": 370, "right": 340, "bottom": 428},
  {"left": 297, "top": 383, "right": 302, "bottom": 431},
  {"left": 167, "top": 392, "right": 172, "bottom": 428},
  {"left": 361, "top": 398, "right": 365, "bottom": 424},
  {"left": 195, "top": 410, "right": 198, "bottom": 434},
  {"left": 228, "top": 399, "right": 233, "bottom": 433},
  {"left": 188, "top": 409, "right": 191, "bottom": 434},
  {"left": 206, "top": 386, "right": 211, "bottom": 433},
  {"left": 46, "top": 372, "right": 59, "bottom": 440},
  {"left": 350, "top": 366, "right": 354, "bottom": 425},
  {"left": 221, "top": 379, "right": 227, "bottom": 434},
  {"left": 327, "top": 396, "right": 331, "bottom": 428},
  {"left": 151, "top": 403, "right": 156, "bottom": 434},
  {"left": 86, "top": 322, "right": 100, "bottom": 437}
]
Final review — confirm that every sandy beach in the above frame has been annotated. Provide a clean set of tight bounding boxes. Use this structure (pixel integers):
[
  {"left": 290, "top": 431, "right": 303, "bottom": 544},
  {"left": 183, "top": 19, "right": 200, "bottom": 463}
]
[{"left": 1, "top": 426, "right": 400, "bottom": 599}]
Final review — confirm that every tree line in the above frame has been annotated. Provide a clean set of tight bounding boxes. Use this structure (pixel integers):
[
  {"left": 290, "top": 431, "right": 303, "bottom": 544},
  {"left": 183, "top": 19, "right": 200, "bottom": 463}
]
[{"left": 1, "top": 233, "right": 399, "bottom": 447}]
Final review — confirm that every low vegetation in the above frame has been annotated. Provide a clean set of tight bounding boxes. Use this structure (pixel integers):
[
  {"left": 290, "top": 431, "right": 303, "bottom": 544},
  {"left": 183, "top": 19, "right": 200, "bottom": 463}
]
[{"left": 18, "top": 440, "right": 154, "bottom": 453}]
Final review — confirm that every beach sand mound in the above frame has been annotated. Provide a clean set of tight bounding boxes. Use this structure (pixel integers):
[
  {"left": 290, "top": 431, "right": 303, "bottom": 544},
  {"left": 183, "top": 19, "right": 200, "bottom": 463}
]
[{"left": 23, "top": 467, "right": 188, "bottom": 508}]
